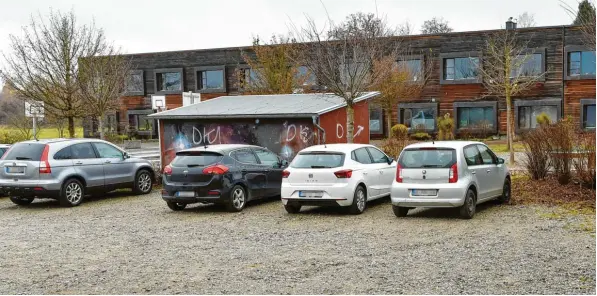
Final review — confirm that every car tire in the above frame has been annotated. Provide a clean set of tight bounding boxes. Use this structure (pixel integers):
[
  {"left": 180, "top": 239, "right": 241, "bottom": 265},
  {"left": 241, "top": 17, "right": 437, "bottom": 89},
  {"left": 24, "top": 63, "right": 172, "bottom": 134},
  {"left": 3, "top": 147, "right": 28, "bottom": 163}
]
[
  {"left": 226, "top": 185, "right": 247, "bottom": 212},
  {"left": 167, "top": 202, "right": 187, "bottom": 211},
  {"left": 9, "top": 196, "right": 34, "bottom": 206},
  {"left": 496, "top": 179, "right": 511, "bottom": 204},
  {"left": 349, "top": 185, "right": 367, "bottom": 215},
  {"left": 59, "top": 179, "right": 85, "bottom": 207},
  {"left": 392, "top": 205, "right": 409, "bottom": 217},
  {"left": 133, "top": 169, "right": 153, "bottom": 195},
  {"left": 459, "top": 188, "right": 476, "bottom": 219},
  {"left": 284, "top": 204, "right": 301, "bottom": 214}
]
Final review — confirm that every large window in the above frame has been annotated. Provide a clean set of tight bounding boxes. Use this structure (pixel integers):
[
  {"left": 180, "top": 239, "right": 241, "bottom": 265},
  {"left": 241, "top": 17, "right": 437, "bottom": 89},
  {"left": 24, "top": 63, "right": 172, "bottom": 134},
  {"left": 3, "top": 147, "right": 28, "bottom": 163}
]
[
  {"left": 453, "top": 102, "right": 498, "bottom": 133},
  {"left": 239, "top": 68, "right": 258, "bottom": 89},
  {"left": 511, "top": 53, "right": 543, "bottom": 77},
  {"left": 195, "top": 66, "right": 226, "bottom": 92},
  {"left": 125, "top": 70, "right": 144, "bottom": 95},
  {"left": 297, "top": 66, "right": 317, "bottom": 86},
  {"left": 154, "top": 68, "right": 183, "bottom": 93},
  {"left": 340, "top": 62, "right": 368, "bottom": 85},
  {"left": 444, "top": 57, "right": 479, "bottom": 80},
  {"left": 369, "top": 106, "right": 383, "bottom": 135},
  {"left": 515, "top": 99, "right": 562, "bottom": 131},
  {"left": 568, "top": 51, "right": 596, "bottom": 76},
  {"left": 397, "top": 59, "right": 422, "bottom": 81},
  {"left": 581, "top": 99, "right": 596, "bottom": 130},
  {"left": 127, "top": 110, "right": 155, "bottom": 135},
  {"left": 398, "top": 103, "right": 438, "bottom": 132}
]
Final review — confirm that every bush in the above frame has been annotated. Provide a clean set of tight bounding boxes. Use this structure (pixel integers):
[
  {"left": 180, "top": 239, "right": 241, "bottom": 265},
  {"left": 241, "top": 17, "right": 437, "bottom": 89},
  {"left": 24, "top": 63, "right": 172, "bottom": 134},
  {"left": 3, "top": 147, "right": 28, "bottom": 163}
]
[
  {"left": 535, "top": 112, "right": 552, "bottom": 126},
  {"left": 379, "top": 138, "right": 409, "bottom": 160},
  {"left": 410, "top": 132, "right": 432, "bottom": 141},
  {"left": 521, "top": 126, "right": 551, "bottom": 180},
  {"left": 391, "top": 124, "right": 408, "bottom": 140},
  {"left": 545, "top": 118, "right": 575, "bottom": 185},
  {"left": 0, "top": 131, "right": 28, "bottom": 144},
  {"left": 437, "top": 113, "right": 454, "bottom": 140},
  {"left": 573, "top": 133, "right": 596, "bottom": 188}
]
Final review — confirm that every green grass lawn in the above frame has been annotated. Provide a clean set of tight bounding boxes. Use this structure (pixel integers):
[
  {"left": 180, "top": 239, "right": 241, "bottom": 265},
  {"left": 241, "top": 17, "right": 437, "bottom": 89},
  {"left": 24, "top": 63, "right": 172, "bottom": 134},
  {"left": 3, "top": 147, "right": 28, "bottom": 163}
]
[
  {"left": 0, "top": 126, "right": 84, "bottom": 139},
  {"left": 486, "top": 142, "right": 526, "bottom": 153}
]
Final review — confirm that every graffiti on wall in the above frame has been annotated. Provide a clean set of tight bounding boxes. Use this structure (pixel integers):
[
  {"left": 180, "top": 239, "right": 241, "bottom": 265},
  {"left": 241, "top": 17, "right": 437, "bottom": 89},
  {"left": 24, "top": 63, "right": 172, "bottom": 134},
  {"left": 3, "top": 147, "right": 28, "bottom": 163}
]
[
  {"left": 335, "top": 123, "right": 365, "bottom": 139},
  {"left": 162, "top": 120, "right": 315, "bottom": 166}
]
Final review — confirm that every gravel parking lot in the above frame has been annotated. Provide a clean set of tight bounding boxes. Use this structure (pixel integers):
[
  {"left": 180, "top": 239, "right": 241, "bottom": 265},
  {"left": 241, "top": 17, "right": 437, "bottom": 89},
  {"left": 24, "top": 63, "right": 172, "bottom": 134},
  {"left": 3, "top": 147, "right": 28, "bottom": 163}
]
[{"left": 0, "top": 192, "right": 594, "bottom": 294}]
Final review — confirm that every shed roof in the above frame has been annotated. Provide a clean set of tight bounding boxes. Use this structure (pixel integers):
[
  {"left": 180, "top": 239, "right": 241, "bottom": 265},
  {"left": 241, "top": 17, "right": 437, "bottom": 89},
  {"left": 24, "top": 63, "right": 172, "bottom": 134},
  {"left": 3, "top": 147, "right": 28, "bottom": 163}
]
[{"left": 148, "top": 92, "right": 379, "bottom": 120}]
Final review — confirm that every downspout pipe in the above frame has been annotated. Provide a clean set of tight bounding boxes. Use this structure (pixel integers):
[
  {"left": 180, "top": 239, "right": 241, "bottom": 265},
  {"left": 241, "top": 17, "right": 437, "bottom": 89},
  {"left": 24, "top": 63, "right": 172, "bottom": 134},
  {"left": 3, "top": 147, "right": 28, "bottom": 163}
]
[{"left": 312, "top": 116, "right": 326, "bottom": 145}]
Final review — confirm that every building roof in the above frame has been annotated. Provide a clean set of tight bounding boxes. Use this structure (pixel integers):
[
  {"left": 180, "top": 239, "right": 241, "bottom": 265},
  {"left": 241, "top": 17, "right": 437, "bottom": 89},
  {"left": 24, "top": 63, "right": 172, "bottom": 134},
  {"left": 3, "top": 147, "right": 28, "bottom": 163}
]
[{"left": 149, "top": 92, "right": 380, "bottom": 120}]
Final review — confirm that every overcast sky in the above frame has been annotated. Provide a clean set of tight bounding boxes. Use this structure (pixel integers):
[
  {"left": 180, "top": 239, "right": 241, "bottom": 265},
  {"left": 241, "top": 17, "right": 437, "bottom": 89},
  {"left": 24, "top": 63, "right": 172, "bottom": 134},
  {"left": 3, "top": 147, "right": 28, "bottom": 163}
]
[{"left": 0, "top": 0, "right": 581, "bottom": 87}]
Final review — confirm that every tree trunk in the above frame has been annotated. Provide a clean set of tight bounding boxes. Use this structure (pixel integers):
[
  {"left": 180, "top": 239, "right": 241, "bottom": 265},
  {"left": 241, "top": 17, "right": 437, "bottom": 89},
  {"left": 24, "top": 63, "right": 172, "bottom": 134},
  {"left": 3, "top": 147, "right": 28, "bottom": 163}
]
[
  {"left": 506, "top": 94, "right": 515, "bottom": 164},
  {"left": 98, "top": 115, "right": 104, "bottom": 140},
  {"left": 67, "top": 117, "right": 75, "bottom": 138},
  {"left": 385, "top": 108, "right": 392, "bottom": 139},
  {"left": 346, "top": 104, "right": 355, "bottom": 143}
]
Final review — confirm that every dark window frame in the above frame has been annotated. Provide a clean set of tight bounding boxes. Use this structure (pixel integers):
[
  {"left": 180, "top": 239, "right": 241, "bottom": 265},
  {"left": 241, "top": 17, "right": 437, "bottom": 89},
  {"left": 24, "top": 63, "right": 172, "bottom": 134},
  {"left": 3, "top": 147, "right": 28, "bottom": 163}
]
[
  {"left": 440, "top": 51, "right": 482, "bottom": 85},
  {"left": 124, "top": 70, "right": 145, "bottom": 96},
  {"left": 564, "top": 45, "right": 596, "bottom": 80},
  {"left": 514, "top": 98, "right": 562, "bottom": 132},
  {"left": 194, "top": 65, "right": 226, "bottom": 93},
  {"left": 452, "top": 101, "right": 498, "bottom": 134},
  {"left": 580, "top": 98, "right": 596, "bottom": 130},
  {"left": 127, "top": 109, "right": 156, "bottom": 136},
  {"left": 154, "top": 68, "right": 184, "bottom": 94},
  {"left": 397, "top": 54, "right": 424, "bottom": 82},
  {"left": 397, "top": 102, "right": 439, "bottom": 133},
  {"left": 511, "top": 48, "right": 547, "bottom": 82},
  {"left": 369, "top": 105, "right": 384, "bottom": 135}
]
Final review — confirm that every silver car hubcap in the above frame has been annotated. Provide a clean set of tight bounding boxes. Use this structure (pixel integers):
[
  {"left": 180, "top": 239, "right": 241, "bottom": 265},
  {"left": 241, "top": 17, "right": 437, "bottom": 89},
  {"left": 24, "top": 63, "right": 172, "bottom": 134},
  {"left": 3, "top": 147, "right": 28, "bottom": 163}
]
[
  {"left": 139, "top": 173, "right": 152, "bottom": 192},
  {"left": 356, "top": 190, "right": 366, "bottom": 211},
  {"left": 468, "top": 194, "right": 475, "bottom": 212},
  {"left": 66, "top": 183, "right": 82, "bottom": 204},
  {"left": 232, "top": 188, "right": 245, "bottom": 209}
]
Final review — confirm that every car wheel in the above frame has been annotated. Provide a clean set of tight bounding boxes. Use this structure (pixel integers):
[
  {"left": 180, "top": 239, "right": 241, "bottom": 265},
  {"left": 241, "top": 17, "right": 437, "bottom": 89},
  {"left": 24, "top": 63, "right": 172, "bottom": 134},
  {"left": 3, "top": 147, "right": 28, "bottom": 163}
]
[
  {"left": 226, "top": 185, "right": 247, "bottom": 212},
  {"left": 167, "top": 202, "right": 187, "bottom": 211},
  {"left": 284, "top": 204, "right": 301, "bottom": 214},
  {"left": 59, "top": 179, "right": 84, "bottom": 207},
  {"left": 133, "top": 169, "right": 153, "bottom": 195},
  {"left": 392, "top": 205, "right": 409, "bottom": 217},
  {"left": 349, "top": 185, "right": 367, "bottom": 215},
  {"left": 459, "top": 188, "right": 476, "bottom": 219},
  {"left": 497, "top": 179, "right": 511, "bottom": 204},
  {"left": 9, "top": 196, "right": 34, "bottom": 206}
]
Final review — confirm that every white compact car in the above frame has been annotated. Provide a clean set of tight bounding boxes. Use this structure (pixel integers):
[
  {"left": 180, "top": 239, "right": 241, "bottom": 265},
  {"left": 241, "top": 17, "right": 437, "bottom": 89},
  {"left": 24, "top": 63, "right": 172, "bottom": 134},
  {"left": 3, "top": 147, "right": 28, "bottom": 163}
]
[
  {"left": 391, "top": 141, "right": 510, "bottom": 219},
  {"left": 281, "top": 144, "right": 396, "bottom": 215}
]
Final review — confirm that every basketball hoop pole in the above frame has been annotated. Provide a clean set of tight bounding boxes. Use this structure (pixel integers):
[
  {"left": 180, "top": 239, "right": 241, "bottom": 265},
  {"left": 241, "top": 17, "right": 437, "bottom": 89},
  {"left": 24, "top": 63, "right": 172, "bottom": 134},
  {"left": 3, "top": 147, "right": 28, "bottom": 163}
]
[{"left": 32, "top": 115, "right": 37, "bottom": 141}]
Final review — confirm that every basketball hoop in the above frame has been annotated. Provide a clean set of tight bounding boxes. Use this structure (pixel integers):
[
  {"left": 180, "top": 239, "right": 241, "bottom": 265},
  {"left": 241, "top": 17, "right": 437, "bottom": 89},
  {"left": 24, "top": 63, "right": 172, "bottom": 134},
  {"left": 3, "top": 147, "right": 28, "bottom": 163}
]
[{"left": 152, "top": 95, "right": 166, "bottom": 112}]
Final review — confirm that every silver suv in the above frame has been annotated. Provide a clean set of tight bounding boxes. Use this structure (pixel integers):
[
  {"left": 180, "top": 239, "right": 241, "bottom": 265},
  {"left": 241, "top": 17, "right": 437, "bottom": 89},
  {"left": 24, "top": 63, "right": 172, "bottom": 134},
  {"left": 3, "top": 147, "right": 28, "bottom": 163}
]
[{"left": 0, "top": 139, "right": 155, "bottom": 207}]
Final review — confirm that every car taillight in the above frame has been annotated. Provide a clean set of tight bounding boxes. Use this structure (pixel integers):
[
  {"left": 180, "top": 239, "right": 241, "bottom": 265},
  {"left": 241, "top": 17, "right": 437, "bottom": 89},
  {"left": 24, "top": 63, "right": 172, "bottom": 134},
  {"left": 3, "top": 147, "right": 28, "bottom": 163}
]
[
  {"left": 163, "top": 165, "right": 173, "bottom": 176},
  {"left": 396, "top": 164, "right": 403, "bottom": 183},
  {"left": 282, "top": 170, "right": 290, "bottom": 178},
  {"left": 202, "top": 164, "right": 229, "bottom": 175},
  {"left": 449, "top": 163, "right": 458, "bottom": 183},
  {"left": 334, "top": 169, "right": 352, "bottom": 178},
  {"left": 39, "top": 145, "right": 51, "bottom": 174}
]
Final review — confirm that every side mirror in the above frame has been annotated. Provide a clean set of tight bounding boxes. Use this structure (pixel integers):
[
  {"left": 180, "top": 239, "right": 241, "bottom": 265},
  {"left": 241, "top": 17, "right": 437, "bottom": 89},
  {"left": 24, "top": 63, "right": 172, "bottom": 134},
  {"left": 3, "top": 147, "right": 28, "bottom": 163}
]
[
  {"left": 497, "top": 157, "right": 505, "bottom": 165},
  {"left": 387, "top": 157, "right": 394, "bottom": 165},
  {"left": 281, "top": 159, "right": 289, "bottom": 167},
  {"left": 123, "top": 152, "right": 130, "bottom": 159}
]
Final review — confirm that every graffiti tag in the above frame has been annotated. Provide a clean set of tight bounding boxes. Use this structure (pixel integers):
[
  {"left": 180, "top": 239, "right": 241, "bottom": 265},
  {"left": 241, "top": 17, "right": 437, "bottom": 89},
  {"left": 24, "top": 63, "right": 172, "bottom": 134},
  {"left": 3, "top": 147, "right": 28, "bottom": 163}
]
[
  {"left": 192, "top": 126, "right": 221, "bottom": 144},
  {"left": 336, "top": 123, "right": 344, "bottom": 139},
  {"left": 354, "top": 125, "right": 364, "bottom": 138}
]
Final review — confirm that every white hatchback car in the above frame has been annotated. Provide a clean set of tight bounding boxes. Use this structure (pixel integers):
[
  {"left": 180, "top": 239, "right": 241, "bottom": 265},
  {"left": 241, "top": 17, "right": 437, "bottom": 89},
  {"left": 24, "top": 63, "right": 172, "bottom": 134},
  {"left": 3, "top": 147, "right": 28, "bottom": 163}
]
[
  {"left": 281, "top": 144, "right": 396, "bottom": 214},
  {"left": 391, "top": 141, "right": 510, "bottom": 219}
]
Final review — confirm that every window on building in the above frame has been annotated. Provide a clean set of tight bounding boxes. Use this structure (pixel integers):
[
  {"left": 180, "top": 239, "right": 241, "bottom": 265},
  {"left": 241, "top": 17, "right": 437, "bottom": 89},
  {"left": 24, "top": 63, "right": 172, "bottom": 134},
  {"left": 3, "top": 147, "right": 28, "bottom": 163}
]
[
  {"left": 511, "top": 53, "right": 542, "bottom": 77},
  {"left": 397, "top": 59, "right": 422, "bottom": 81},
  {"left": 456, "top": 107, "right": 495, "bottom": 129},
  {"left": 399, "top": 106, "right": 436, "bottom": 131},
  {"left": 296, "top": 66, "right": 316, "bottom": 86},
  {"left": 444, "top": 57, "right": 479, "bottom": 80},
  {"left": 518, "top": 105, "right": 558, "bottom": 129},
  {"left": 128, "top": 112, "right": 154, "bottom": 132},
  {"left": 569, "top": 51, "right": 596, "bottom": 76},
  {"left": 340, "top": 62, "right": 368, "bottom": 85},
  {"left": 156, "top": 71, "right": 182, "bottom": 92},
  {"left": 369, "top": 106, "right": 383, "bottom": 135},
  {"left": 239, "top": 68, "right": 259, "bottom": 89},
  {"left": 583, "top": 103, "right": 596, "bottom": 129},
  {"left": 125, "top": 70, "right": 144, "bottom": 94},
  {"left": 197, "top": 70, "right": 224, "bottom": 90}
]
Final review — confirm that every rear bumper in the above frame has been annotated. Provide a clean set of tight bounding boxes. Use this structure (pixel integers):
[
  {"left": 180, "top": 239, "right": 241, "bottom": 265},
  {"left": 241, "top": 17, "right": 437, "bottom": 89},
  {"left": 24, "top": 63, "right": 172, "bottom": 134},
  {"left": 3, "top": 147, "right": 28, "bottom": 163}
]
[
  {"left": 281, "top": 183, "right": 353, "bottom": 207},
  {"left": 161, "top": 180, "right": 231, "bottom": 204},
  {"left": 0, "top": 184, "right": 59, "bottom": 198},
  {"left": 390, "top": 181, "right": 467, "bottom": 208}
]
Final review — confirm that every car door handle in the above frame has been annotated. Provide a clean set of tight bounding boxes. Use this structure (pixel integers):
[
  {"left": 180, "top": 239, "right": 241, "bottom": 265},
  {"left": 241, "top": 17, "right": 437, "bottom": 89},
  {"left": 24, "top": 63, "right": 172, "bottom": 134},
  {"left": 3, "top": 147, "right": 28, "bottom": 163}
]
[
  {"left": 241, "top": 169, "right": 247, "bottom": 173},
  {"left": 486, "top": 169, "right": 491, "bottom": 173},
  {"left": 105, "top": 160, "right": 111, "bottom": 164},
  {"left": 471, "top": 171, "right": 476, "bottom": 175},
  {"left": 264, "top": 169, "right": 270, "bottom": 173},
  {"left": 75, "top": 161, "right": 83, "bottom": 165},
  {"left": 379, "top": 171, "right": 384, "bottom": 174},
  {"left": 363, "top": 172, "right": 368, "bottom": 175}
]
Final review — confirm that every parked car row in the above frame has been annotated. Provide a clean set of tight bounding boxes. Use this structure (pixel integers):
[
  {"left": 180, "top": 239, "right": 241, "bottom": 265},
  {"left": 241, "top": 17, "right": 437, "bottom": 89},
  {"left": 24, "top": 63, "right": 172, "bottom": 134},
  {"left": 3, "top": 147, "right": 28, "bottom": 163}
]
[{"left": 161, "top": 141, "right": 511, "bottom": 219}]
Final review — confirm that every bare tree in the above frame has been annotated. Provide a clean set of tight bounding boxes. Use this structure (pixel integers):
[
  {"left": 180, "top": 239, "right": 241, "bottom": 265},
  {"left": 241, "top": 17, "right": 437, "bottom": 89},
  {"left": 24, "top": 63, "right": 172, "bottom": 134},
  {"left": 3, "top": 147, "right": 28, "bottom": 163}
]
[
  {"left": 421, "top": 17, "right": 454, "bottom": 34},
  {"left": 1, "top": 10, "right": 108, "bottom": 138},
  {"left": 561, "top": 0, "right": 596, "bottom": 49},
  {"left": 396, "top": 21, "right": 413, "bottom": 36},
  {"left": 291, "top": 13, "right": 398, "bottom": 143},
  {"left": 517, "top": 12, "right": 537, "bottom": 28},
  {"left": 78, "top": 48, "right": 132, "bottom": 139},
  {"left": 478, "top": 29, "right": 546, "bottom": 163},
  {"left": 370, "top": 50, "right": 433, "bottom": 135},
  {"left": 239, "top": 36, "right": 308, "bottom": 94}
]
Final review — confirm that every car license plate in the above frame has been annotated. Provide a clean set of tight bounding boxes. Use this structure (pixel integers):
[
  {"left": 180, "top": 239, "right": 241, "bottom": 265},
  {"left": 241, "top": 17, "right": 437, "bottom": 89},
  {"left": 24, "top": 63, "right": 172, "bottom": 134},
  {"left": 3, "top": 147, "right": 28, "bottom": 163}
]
[
  {"left": 412, "top": 189, "right": 437, "bottom": 196},
  {"left": 298, "top": 191, "right": 323, "bottom": 198},
  {"left": 5, "top": 167, "right": 25, "bottom": 174},
  {"left": 176, "top": 191, "right": 195, "bottom": 198}
]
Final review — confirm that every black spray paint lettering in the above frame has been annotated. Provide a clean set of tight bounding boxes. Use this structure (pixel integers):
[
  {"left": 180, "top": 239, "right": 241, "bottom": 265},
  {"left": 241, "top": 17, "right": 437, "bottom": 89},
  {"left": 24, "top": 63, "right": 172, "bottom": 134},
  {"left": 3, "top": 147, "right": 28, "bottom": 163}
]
[{"left": 193, "top": 126, "right": 221, "bottom": 144}]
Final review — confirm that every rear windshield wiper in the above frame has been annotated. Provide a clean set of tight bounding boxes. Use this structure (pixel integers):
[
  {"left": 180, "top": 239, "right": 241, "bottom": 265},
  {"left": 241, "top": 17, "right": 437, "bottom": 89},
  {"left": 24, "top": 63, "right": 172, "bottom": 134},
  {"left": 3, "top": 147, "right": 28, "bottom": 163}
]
[
  {"left": 311, "top": 165, "right": 331, "bottom": 168},
  {"left": 187, "top": 164, "right": 202, "bottom": 167},
  {"left": 421, "top": 164, "right": 444, "bottom": 168},
  {"left": 15, "top": 157, "right": 32, "bottom": 160}
]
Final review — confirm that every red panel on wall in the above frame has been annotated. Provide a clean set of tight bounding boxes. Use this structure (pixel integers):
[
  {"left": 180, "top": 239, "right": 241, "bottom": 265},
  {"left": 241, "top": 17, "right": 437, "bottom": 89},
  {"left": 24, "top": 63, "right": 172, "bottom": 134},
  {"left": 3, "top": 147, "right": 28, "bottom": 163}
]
[{"left": 319, "top": 100, "right": 370, "bottom": 144}]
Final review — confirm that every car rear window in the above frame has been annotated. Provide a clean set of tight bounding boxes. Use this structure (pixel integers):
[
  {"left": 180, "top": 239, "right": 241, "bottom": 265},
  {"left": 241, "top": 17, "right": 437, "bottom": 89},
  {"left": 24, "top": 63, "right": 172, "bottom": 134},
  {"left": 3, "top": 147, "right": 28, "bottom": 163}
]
[
  {"left": 0, "top": 148, "right": 7, "bottom": 157},
  {"left": 2, "top": 143, "right": 45, "bottom": 161},
  {"left": 171, "top": 151, "right": 222, "bottom": 167},
  {"left": 398, "top": 148, "right": 456, "bottom": 168},
  {"left": 290, "top": 152, "right": 345, "bottom": 168}
]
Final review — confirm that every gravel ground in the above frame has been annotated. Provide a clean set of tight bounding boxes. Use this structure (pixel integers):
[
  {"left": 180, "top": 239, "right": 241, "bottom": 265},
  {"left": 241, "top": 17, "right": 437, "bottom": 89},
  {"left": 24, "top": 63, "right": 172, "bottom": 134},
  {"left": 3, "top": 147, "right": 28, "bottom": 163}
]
[{"left": 0, "top": 192, "right": 594, "bottom": 294}]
